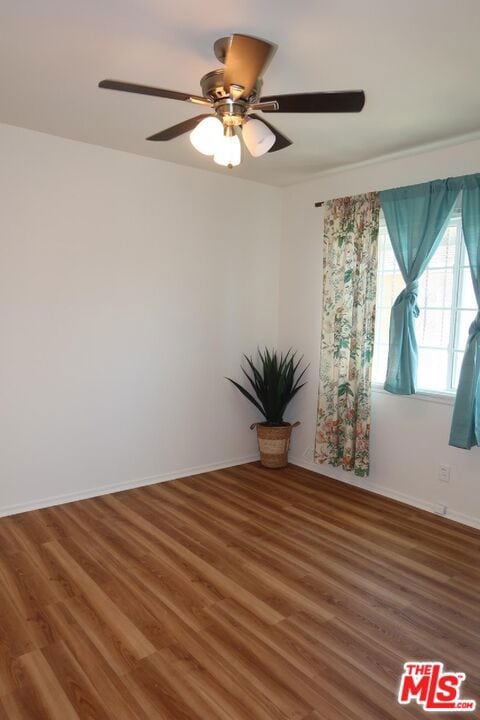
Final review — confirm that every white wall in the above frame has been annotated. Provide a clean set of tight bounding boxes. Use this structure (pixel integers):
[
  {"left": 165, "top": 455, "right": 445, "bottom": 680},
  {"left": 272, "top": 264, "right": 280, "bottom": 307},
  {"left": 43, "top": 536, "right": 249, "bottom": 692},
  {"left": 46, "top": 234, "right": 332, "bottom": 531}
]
[
  {"left": 0, "top": 123, "right": 281, "bottom": 514},
  {"left": 280, "top": 137, "right": 480, "bottom": 528},
  {"left": 2, "top": 123, "right": 478, "bottom": 526}
]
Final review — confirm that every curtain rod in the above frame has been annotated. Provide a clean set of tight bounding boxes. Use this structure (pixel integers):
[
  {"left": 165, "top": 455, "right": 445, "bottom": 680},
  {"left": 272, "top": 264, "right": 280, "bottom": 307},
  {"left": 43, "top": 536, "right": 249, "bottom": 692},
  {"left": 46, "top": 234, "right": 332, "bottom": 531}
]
[{"left": 314, "top": 171, "right": 480, "bottom": 209}]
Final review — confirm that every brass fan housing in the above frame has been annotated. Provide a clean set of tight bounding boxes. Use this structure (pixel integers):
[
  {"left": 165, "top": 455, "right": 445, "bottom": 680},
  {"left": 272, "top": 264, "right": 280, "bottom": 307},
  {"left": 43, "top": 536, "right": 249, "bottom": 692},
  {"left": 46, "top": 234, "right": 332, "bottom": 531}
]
[
  {"left": 200, "top": 69, "right": 261, "bottom": 103},
  {"left": 200, "top": 69, "right": 261, "bottom": 127},
  {"left": 215, "top": 99, "right": 247, "bottom": 126}
]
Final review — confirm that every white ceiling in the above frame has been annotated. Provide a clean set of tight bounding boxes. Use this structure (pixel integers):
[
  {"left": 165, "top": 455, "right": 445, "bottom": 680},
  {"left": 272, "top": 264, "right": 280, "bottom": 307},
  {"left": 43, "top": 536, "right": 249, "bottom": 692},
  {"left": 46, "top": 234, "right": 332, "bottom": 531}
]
[{"left": 1, "top": 0, "right": 480, "bottom": 186}]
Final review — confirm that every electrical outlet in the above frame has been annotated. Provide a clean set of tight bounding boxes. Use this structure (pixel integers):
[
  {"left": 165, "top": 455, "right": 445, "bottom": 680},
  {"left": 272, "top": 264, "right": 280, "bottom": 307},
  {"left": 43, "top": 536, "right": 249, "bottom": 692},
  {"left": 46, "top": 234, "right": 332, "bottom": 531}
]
[
  {"left": 434, "top": 503, "right": 447, "bottom": 516},
  {"left": 303, "top": 446, "right": 314, "bottom": 459},
  {"left": 438, "top": 464, "right": 450, "bottom": 483}
]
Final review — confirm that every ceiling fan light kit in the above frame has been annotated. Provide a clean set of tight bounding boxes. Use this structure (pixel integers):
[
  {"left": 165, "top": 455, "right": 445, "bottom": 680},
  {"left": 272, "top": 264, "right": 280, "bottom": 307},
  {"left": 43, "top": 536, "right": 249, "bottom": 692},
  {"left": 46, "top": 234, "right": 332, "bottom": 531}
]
[{"left": 99, "top": 33, "right": 365, "bottom": 169}]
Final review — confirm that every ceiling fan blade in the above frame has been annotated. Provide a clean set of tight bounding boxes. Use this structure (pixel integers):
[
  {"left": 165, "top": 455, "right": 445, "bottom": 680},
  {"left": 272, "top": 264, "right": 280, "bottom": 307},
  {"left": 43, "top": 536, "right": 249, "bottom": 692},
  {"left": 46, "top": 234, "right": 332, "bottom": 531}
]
[
  {"left": 222, "top": 35, "right": 276, "bottom": 98},
  {"left": 146, "top": 114, "right": 212, "bottom": 141},
  {"left": 259, "top": 91, "right": 366, "bottom": 113},
  {"left": 98, "top": 80, "right": 210, "bottom": 106},
  {"left": 248, "top": 114, "right": 292, "bottom": 153}
]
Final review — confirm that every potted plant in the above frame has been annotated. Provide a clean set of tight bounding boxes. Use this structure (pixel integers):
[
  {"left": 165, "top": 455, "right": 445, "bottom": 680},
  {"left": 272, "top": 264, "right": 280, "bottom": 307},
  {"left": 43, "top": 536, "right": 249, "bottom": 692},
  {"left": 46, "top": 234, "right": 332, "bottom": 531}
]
[{"left": 227, "top": 348, "right": 308, "bottom": 468}]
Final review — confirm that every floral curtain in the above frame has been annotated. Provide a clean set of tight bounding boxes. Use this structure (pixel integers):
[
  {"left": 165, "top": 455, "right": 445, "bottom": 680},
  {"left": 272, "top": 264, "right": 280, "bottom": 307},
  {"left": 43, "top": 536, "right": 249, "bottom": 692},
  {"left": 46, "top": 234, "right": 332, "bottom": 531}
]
[{"left": 315, "top": 193, "right": 380, "bottom": 476}]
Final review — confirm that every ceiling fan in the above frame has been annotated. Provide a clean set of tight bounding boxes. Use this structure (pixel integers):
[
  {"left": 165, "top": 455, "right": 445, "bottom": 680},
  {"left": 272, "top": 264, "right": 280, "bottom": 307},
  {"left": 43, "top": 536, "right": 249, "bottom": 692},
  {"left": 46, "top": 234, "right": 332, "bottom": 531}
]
[{"left": 99, "top": 34, "right": 365, "bottom": 169}]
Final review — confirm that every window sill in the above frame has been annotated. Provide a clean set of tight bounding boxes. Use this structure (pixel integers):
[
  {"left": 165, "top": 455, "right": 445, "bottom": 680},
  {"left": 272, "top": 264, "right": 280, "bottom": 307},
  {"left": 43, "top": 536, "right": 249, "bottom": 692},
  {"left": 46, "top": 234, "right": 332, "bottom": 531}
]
[{"left": 372, "top": 383, "right": 456, "bottom": 406}]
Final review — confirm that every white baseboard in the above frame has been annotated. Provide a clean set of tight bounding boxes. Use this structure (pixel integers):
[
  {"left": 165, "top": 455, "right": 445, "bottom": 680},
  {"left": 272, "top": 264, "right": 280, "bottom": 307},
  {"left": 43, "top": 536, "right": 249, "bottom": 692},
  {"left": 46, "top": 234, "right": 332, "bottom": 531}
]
[
  {"left": 4, "top": 452, "right": 478, "bottom": 532},
  {"left": 290, "top": 456, "right": 480, "bottom": 531},
  {"left": 0, "top": 454, "right": 259, "bottom": 518},
  {"left": 443, "top": 509, "right": 480, "bottom": 531}
]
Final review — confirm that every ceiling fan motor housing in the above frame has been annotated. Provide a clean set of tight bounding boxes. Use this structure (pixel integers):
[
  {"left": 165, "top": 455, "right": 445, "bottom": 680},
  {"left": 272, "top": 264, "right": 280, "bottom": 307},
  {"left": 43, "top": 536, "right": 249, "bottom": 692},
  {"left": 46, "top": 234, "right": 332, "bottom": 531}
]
[
  {"left": 200, "top": 69, "right": 262, "bottom": 116},
  {"left": 200, "top": 69, "right": 261, "bottom": 126},
  {"left": 200, "top": 69, "right": 261, "bottom": 102}
]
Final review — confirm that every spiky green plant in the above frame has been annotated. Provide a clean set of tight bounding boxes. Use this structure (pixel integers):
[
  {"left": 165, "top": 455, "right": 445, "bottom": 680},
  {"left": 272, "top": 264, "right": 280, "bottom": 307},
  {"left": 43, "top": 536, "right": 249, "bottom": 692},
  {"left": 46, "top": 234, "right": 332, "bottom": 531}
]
[{"left": 226, "top": 348, "right": 308, "bottom": 426}]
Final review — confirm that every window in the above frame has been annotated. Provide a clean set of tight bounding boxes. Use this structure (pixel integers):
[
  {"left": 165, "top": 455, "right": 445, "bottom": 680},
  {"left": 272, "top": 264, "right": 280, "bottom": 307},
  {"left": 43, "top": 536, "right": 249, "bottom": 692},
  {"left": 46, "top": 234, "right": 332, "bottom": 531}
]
[{"left": 373, "top": 209, "right": 477, "bottom": 393}]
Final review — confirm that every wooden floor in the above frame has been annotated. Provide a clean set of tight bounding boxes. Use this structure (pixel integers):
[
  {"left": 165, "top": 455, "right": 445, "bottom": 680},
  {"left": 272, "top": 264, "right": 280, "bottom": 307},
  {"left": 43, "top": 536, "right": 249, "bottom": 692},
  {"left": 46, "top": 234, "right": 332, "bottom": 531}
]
[{"left": 0, "top": 463, "right": 479, "bottom": 719}]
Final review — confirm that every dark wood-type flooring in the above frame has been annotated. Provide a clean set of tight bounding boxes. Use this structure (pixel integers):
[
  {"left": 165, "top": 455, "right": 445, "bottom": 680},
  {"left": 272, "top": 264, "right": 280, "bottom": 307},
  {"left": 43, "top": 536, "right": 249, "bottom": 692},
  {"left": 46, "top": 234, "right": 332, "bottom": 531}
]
[{"left": 0, "top": 462, "right": 479, "bottom": 719}]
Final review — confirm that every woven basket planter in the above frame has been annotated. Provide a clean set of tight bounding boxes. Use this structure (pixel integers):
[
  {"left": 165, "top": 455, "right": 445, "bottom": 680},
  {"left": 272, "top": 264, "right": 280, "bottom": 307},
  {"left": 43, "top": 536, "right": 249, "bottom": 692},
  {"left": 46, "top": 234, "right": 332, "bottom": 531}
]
[{"left": 251, "top": 421, "right": 300, "bottom": 469}]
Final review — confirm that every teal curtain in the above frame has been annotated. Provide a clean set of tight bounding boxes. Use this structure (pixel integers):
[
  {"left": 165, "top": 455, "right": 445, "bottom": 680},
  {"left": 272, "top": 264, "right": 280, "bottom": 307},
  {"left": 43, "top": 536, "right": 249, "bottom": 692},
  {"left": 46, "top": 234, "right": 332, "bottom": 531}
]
[
  {"left": 379, "top": 180, "right": 460, "bottom": 394},
  {"left": 449, "top": 175, "right": 480, "bottom": 449}
]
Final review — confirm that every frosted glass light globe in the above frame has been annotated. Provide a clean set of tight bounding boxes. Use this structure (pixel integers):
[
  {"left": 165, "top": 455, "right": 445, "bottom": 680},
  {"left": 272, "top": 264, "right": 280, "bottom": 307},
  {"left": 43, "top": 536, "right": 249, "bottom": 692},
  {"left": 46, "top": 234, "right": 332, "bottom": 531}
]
[
  {"left": 189, "top": 117, "right": 223, "bottom": 156},
  {"left": 213, "top": 133, "right": 241, "bottom": 168},
  {"left": 242, "top": 117, "right": 275, "bottom": 157}
]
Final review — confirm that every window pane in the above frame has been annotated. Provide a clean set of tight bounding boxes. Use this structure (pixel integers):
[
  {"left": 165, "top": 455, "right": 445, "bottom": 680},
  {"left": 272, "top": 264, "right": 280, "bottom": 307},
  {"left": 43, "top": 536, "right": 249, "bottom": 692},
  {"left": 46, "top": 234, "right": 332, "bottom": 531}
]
[
  {"left": 455, "top": 309, "right": 478, "bottom": 350},
  {"left": 459, "top": 267, "right": 477, "bottom": 309},
  {"left": 417, "top": 349, "right": 449, "bottom": 391},
  {"left": 375, "top": 307, "right": 391, "bottom": 346},
  {"left": 429, "top": 222, "right": 458, "bottom": 268},
  {"left": 382, "top": 242, "right": 398, "bottom": 272},
  {"left": 418, "top": 268, "right": 453, "bottom": 309},
  {"left": 372, "top": 344, "right": 388, "bottom": 384},
  {"left": 452, "top": 351, "right": 465, "bottom": 390},
  {"left": 416, "top": 308, "right": 451, "bottom": 348},
  {"left": 380, "top": 272, "right": 404, "bottom": 307}
]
